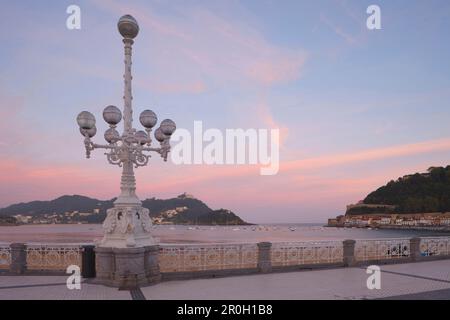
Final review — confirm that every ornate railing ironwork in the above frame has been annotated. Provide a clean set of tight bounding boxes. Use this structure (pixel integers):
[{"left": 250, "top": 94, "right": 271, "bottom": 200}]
[
  {"left": 420, "top": 237, "right": 450, "bottom": 257},
  {"left": 355, "top": 239, "right": 410, "bottom": 261},
  {"left": 159, "top": 243, "right": 258, "bottom": 273},
  {"left": 26, "top": 244, "right": 83, "bottom": 271},
  {"left": 0, "top": 244, "right": 11, "bottom": 270},
  {"left": 271, "top": 241, "right": 343, "bottom": 267},
  {"left": 1, "top": 236, "right": 450, "bottom": 275}
]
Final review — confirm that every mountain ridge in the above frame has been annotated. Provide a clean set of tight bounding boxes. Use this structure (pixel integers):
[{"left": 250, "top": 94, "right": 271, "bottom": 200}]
[{"left": 0, "top": 193, "right": 249, "bottom": 225}]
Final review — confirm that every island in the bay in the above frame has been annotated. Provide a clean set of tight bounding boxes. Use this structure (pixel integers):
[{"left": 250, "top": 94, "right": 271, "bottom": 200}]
[
  {"left": 0, "top": 193, "right": 249, "bottom": 226},
  {"left": 328, "top": 166, "right": 450, "bottom": 230}
]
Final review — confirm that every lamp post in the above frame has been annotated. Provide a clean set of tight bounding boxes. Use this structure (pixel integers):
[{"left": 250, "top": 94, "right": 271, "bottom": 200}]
[{"left": 76, "top": 15, "right": 176, "bottom": 249}]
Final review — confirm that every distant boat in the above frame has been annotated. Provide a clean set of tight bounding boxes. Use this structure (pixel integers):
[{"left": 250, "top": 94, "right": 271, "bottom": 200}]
[
  {"left": 289, "top": 227, "right": 296, "bottom": 231},
  {"left": 188, "top": 227, "right": 195, "bottom": 230},
  {"left": 232, "top": 228, "right": 240, "bottom": 231}
]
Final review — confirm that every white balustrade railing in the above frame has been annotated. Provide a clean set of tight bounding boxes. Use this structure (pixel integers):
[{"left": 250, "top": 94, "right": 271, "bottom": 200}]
[
  {"left": 26, "top": 244, "right": 82, "bottom": 271},
  {"left": 355, "top": 238, "right": 410, "bottom": 261},
  {"left": 271, "top": 241, "right": 343, "bottom": 267},
  {"left": 159, "top": 243, "right": 258, "bottom": 273},
  {"left": 1, "top": 236, "right": 450, "bottom": 274},
  {"left": 0, "top": 244, "right": 11, "bottom": 270},
  {"left": 420, "top": 237, "right": 450, "bottom": 257}
]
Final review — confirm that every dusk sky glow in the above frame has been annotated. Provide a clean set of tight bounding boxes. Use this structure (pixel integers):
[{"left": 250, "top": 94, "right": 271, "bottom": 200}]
[{"left": 1, "top": 0, "right": 450, "bottom": 223}]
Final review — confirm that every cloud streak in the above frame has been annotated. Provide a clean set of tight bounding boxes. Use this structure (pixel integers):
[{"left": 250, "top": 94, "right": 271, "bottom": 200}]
[{"left": 91, "top": 0, "right": 307, "bottom": 89}]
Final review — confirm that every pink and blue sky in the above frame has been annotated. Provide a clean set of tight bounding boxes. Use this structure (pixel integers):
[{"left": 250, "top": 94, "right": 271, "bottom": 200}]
[{"left": 1, "top": 0, "right": 450, "bottom": 223}]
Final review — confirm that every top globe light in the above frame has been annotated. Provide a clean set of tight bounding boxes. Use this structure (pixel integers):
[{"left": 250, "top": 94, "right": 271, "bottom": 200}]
[
  {"left": 77, "top": 111, "right": 96, "bottom": 129},
  {"left": 139, "top": 110, "right": 157, "bottom": 129},
  {"left": 103, "top": 105, "right": 122, "bottom": 125},
  {"left": 118, "top": 14, "right": 139, "bottom": 39}
]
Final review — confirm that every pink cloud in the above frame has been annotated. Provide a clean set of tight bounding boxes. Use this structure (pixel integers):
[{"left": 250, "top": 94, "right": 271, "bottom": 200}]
[
  {"left": 91, "top": 0, "right": 307, "bottom": 88},
  {"left": 141, "top": 137, "right": 450, "bottom": 192},
  {"left": 3, "top": 136, "right": 449, "bottom": 208},
  {"left": 282, "top": 137, "right": 450, "bottom": 171}
]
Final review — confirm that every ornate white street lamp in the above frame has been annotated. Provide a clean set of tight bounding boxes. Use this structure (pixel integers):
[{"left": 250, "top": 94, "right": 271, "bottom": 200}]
[{"left": 76, "top": 15, "right": 176, "bottom": 248}]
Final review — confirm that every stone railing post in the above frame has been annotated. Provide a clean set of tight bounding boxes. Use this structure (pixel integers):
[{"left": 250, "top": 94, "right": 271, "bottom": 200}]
[
  {"left": 81, "top": 244, "right": 96, "bottom": 278},
  {"left": 343, "top": 239, "right": 356, "bottom": 267},
  {"left": 113, "top": 247, "right": 147, "bottom": 289},
  {"left": 257, "top": 242, "right": 272, "bottom": 273},
  {"left": 94, "top": 247, "right": 115, "bottom": 284},
  {"left": 144, "top": 245, "right": 161, "bottom": 284},
  {"left": 9, "top": 243, "right": 27, "bottom": 274},
  {"left": 410, "top": 237, "right": 422, "bottom": 262}
]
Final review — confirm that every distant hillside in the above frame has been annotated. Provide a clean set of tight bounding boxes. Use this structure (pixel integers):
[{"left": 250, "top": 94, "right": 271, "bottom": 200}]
[
  {"left": 348, "top": 166, "right": 450, "bottom": 215},
  {"left": 142, "top": 195, "right": 211, "bottom": 220},
  {"left": 0, "top": 193, "right": 249, "bottom": 225},
  {"left": 0, "top": 195, "right": 113, "bottom": 218},
  {"left": 196, "top": 209, "right": 246, "bottom": 225}
]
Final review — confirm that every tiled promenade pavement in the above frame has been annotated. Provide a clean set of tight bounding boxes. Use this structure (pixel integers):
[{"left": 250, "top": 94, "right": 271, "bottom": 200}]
[
  {"left": 0, "top": 276, "right": 131, "bottom": 300},
  {"left": 1, "top": 260, "right": 450, "bottom": 300}
]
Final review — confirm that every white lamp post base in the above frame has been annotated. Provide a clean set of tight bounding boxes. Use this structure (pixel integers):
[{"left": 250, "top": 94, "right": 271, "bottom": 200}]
[
  {"left": 94, "top": 204, "right": 161, "bottom": 288},
  {"left": 97, "top": 205, "right": 157, "bottom": 248}
]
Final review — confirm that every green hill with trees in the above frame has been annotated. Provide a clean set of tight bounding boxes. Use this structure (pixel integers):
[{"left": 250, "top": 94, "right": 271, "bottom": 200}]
[{"left": 361, "top": 166, "right": 450, "bottom": 214}]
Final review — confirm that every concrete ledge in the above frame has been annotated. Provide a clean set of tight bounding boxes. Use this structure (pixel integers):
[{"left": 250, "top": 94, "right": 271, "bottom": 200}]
[
  {"left": 271, "top": 262, "right": 345, "bottom": 273},
  {"left": 414, "top": 255, "right": 450, "bottom": 262},
  {"left": 354, "top": 257, "right": 411, "bottom": 266},
  {"left": 161, "top": 268, "right": 259, "bottom": 281}
]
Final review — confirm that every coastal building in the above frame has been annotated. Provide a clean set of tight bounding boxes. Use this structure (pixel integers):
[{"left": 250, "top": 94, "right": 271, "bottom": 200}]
[
  {"left": 13, "top": 215, "right": 31, "bottom": 224},
  {"left": 78, "top": 212, "right": 91, "bottom": 217},
  {"left": 329, "top": 211, "right": 450, "bottom": 229}
]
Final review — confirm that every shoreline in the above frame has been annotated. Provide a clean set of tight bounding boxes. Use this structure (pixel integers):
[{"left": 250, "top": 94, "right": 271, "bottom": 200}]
[
  {"left": 1, "top": 223, "right": 449, "bottom": 244},
  {"left": 326, "top": 224, "right": 450, "bottom": 233}
]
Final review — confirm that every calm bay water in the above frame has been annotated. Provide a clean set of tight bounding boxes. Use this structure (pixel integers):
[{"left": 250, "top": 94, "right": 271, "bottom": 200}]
[{"left": 0, "top": 223, "right": 448, "bottom": 244}]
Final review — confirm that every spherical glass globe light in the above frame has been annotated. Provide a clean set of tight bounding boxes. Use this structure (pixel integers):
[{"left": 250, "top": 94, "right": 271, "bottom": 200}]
[
  {"left": 118, "top": 15, "right": 139, "bottom": 39},
  {"left": 135, "top": 130, "right": 149, "bottom": 145},
  {"left": 79, "top": 126, "right": 97, "bottom": 138},
  {"left": 154, "top": 127, "right": 167, "bottom": 142},
  {"left": 77, "top": 111, "right": 96, "bottom": 129},
  {"left": 139, "top": 110, "right": 157, "bottom": 129},
  {"left": 104, "top": 128, "right": 120, "bottom": 143},
  {"left": 103, "top": 105, "right": 122, "bottom": 125},
  {"left": 160, "top": 119, "right": 176, "bottom": 136}
]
